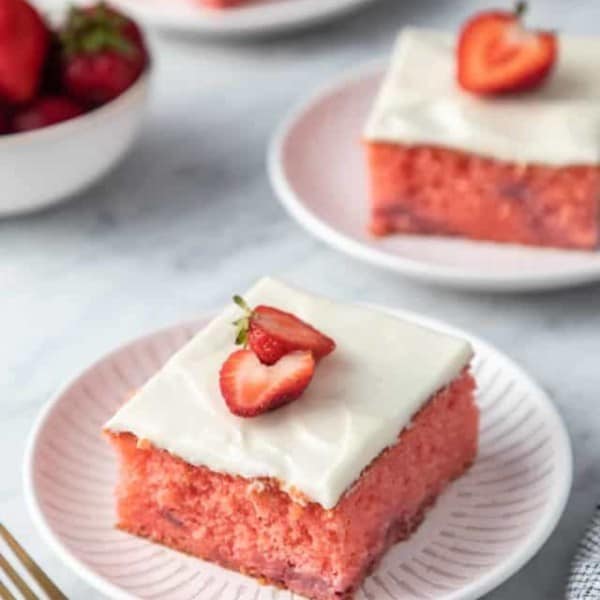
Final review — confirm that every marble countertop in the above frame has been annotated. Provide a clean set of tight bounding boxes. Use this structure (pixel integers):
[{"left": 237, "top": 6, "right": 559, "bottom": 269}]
[{"left": 2, "top": 0, "right": 600, "bottom": 598}]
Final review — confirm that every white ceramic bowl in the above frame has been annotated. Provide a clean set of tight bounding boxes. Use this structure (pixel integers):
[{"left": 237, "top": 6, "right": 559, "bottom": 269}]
[{"left": 0, "top": 72, "right": 150, "bottom": 217}]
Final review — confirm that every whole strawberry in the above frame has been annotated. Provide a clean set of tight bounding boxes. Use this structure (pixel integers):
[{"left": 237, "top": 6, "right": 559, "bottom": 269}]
[
  {"left": 60, "top": 4, "right": 148, "bottom": 107},
  {"left": 12, "top": 96, "right": 83, "bottom": 132},
  {"left": 0, "top": 0, "right": 49, "bottom": 104}
]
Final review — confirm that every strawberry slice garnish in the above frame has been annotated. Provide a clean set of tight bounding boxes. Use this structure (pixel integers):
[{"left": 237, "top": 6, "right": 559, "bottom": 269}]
[
  {"left": 219, "top": 349, "right": 315, "bottom": 418},
  {"left": 457, "top": 2, "right": 557, "bottom": 95},
  {"left": 232, "top": 296, "right": 336, "bottom": 365}
]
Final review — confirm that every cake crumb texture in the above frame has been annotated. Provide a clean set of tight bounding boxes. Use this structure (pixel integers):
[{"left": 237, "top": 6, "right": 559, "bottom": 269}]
[{"left": 367, "top": 142, "right": 600, "bottom": 250}]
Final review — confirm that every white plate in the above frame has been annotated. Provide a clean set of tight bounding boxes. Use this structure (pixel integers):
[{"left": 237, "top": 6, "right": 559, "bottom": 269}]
[
  {"left": 269, "top": 64, "right": 600, "bottom": 292},
  {"left": 82, "top": 0, "right": 377, "bottom": 36},
  {"left": 24, "top": 308, "right": 571, "bottom": 600}
]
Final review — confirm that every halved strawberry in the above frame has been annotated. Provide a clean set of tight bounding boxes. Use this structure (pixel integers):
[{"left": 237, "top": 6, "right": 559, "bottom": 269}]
[
  {"left": 457, "top": 2, "right": 557, "bottom": 95},
  {"left": 233, "top": 296, "right": 336, "bottom": 365},
  {"left": 219, "top": 349, "right": 315, "bottom": 418}
]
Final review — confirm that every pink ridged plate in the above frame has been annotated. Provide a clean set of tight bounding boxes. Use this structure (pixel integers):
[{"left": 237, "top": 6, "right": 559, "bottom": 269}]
[{"left": 24, "top": 308, "right": 572, "bottom": 600}]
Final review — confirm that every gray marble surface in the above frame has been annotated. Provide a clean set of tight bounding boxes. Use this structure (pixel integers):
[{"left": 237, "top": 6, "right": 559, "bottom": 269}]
[{"left": 2, "top": 0, "right": 600, "bottom": 598}]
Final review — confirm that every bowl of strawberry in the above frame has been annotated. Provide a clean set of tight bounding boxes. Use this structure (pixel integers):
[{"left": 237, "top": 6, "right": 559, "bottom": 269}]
[{"left": 0, "top": 0, "right": 150, "bottom": 216}]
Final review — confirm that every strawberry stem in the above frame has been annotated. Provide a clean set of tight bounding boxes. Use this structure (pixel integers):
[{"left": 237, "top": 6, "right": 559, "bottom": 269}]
[
  {"left": 233, "top": 295, "right": 252, "bottom": 315},
  {"left": 232, "top": 295, "right": 252, "bottom": 347},
  {"left": 514, "top": 1, "right": 527, "bottom": 19},
  {"left": 234, "top": 321, "right": 249, "bottom": 346},
  {"left": 60, "top": 3, "right": 134, "bottom": 58}
]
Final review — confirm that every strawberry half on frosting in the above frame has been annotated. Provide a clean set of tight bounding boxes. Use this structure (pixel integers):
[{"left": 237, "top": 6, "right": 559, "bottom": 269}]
[
  {"left": 457, "top": 2, "right": 557, "bottom": 95},
  {"left": 219, "top": 349, "right": 315, "bottom": 418},
  {"left": 232, "top": 296, "right": 336, "bottom": 366},
  {"left": 219, "top": 295, "right": 336, "bottom": 417}
]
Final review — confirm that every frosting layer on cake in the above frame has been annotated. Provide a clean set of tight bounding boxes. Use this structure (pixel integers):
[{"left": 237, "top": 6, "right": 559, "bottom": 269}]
[
  {"left": 365, "top": 28, "right": 600, "bottom": 165},
  {"left": 105, "top": 278, "right": 473, "bottom": 508}
]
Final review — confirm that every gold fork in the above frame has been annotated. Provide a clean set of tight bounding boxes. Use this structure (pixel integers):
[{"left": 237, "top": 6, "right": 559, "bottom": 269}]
[{"left": 0, "top": 524, "right": 67, "bottom": 600}]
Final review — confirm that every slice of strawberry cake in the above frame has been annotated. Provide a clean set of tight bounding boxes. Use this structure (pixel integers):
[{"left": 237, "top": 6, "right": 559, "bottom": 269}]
[
  {"left": 364, "top": 8, "right": 600, "bottom": 250},
  {"left": 104, "top": 278, "right": 478, "bottom": 600}
]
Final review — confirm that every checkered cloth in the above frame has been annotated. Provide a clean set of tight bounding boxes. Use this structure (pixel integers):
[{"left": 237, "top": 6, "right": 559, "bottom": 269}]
[{"left": 567, "top": 508, "right": 600, "bottom": 599}]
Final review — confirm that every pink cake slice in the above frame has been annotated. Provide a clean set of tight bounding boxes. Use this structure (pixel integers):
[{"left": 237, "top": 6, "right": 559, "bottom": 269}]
[
  {"left": 107, "top": 370, "right": 477, "bottom": 599},
  {"left": 105, "top": 278, "right": 478, "bottom": 599},
  {"left": 367, "top": 142, "right": 600, "bottom": 250},
  {"left": 365, "top": 29, "right": 600, "bottom": 251}
]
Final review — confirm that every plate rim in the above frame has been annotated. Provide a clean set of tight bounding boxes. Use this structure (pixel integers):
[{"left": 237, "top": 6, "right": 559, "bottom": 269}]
[
  {"left": 104, "top": 0, "right": 378, "bottom": 35},
  {"left": 23, "top": 308, "right": 573, "bottom": 600},
  {"left": 267, "top": 61, "right": 600, "bottom": 292}
]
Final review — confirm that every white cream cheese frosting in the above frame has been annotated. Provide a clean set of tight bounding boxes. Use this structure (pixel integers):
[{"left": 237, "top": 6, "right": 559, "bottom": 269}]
[
  {"left": 105, "top": 278, "right": 473, "bottom": 509},
  {"left": 365, "top": 27, "right": 600, "bottom": 165}
]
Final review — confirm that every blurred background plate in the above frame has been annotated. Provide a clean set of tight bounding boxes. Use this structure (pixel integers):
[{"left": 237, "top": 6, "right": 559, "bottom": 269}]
[
  {"left": 36, "top": 0, "right": 378, "bottom": 36},
  {"left": 268, "top": 63, "right": 600, "bottom": 293}
]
